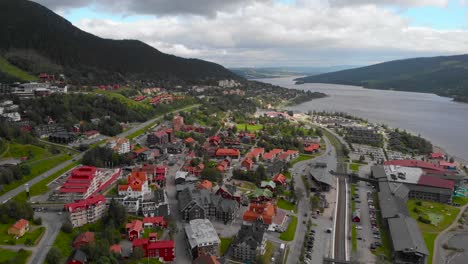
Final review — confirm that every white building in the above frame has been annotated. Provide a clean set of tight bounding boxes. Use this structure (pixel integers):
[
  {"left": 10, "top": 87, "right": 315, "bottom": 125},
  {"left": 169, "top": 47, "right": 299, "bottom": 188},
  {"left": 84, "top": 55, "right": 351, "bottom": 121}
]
[{"left": 107, "top": 137, "right": 131, "bottom": 154}]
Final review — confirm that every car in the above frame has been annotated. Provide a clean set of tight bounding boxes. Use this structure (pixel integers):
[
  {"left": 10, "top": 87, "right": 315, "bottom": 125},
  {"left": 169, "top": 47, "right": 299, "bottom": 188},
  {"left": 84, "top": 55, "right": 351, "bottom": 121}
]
[
  {"left": 374, "top": 242, "right": 382, "bottom": 247},
  {"left": 374, "top": 235, "right": 381, "bottom": 239},
  {"left": 356, "top": 225, "right": 363, "bottom": 230},
  {"left": 370, "top": 244, "right": 377, "bottom": 250},
  {"left": 326, "top": 228, "right": 332, "bottom": 233},
  {"left": 310, "top": 230, "right": 316, "bottom": 234},
  {"left": 304, "top": 213, "right": 308, "bottom": 217},
  {"left": 312, "top": 215, "right": 317, "bottom": 219},
  {"left": 357, "top": 237, "right": 363, "bottom": 240}
]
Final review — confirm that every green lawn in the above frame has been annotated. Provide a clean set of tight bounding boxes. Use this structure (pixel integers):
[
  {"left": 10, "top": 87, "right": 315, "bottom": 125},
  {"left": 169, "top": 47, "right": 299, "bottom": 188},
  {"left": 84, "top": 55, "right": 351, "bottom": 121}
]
[
  {"left": 52, "top": 230, "right": 75, "bottom": 258},
  {"left": 261, "top": 240, "right": 274, "bottom": 263},
  {"left": 0, "top": 224, "right": 45, "bottom": 246},
  {"left": 349, "top": 163, "right": 361, "bottom": 173},
  {"left": 0, "top": 248, "right": 31, "bottom": 264},
  {"left": 0, "top": 142, "right": 48, "bottom": 160},
  {"left": 351, "top": 224, "right": 357, "bottom": 252},
  {"left": 280, "top": 216, "right": 298, "bottom": 241},
  {"left": 15, "top": 162, "right": 79, "bottom": 202},
  {"left": 235, "top": 123, "right": 263, "bottom": 132},
  {"left": 143, "top": 227, "right": 164, "bottom": 239},
  {"left": 407, "top": 199, "right": 460, "bottom": 264},
  {"left": 0, "top": 56, "right": 37, "bottom": 81},
  {"left": 277, "top": 198, "right": 297, "bottom": 213},
  {"left": 291, "top": 154, "right": 315, "bottom": 166},
  {"left": 452, "top": 196, "right": 468, "bottom": 206},
  {"left": 0, "top": 154, "right": 72, "bottom": 195},
  {"left": 220, "top": 237, "right": 233, "bottom": 255}
]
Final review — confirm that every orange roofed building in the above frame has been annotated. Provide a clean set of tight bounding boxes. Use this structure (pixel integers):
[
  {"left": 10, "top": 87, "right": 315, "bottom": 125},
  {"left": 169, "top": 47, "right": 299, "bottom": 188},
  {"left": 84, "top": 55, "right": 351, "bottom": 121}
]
[
  {"left": 8, "top": 219, "right": 29, "bottom": 237},
  {"left": 243, "top": 202, "right": 277, "bottom": 225},
  {"left": 197, "top": 180, "right": 213, "bottom": 190},
  {"left": 215, "top": 148, "right": 240, "bottom": 159},
  {"left": 118, "top": 171, "right": 150, "bottom": 198}
]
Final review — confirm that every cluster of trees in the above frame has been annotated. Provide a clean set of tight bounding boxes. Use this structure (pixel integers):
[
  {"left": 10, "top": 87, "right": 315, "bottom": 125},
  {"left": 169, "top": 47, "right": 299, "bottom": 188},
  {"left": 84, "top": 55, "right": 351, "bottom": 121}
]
[
  {"left": 200, "top": 167, "right": 223, "bottom": 184},
  {"left": 82, "top": 147, "right": 134, "bottom": 168},
  {"left": 388, "top": 130, "right": 433, "bottom": 154},
  {"left": 232, "top": 165, "right": 268, "bottom": 186},
  {"left": 0, "top": 200, "right": 34, "bottom": 224},
  {"left": 0, "top": 164, "right": 31, "bottom": 186}
]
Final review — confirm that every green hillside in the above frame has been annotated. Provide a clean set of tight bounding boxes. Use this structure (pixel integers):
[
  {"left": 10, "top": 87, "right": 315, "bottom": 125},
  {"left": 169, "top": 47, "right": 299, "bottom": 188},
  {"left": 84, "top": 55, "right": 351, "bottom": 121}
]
[
  {"left": 296, "top": 54, "right": 468, "bottom": 102},
  {"left": 0, "top": 0, "right": 239, "bottom": 84},
  {"left": 0, "top": 56, "right": 37, "bottom": 81}
]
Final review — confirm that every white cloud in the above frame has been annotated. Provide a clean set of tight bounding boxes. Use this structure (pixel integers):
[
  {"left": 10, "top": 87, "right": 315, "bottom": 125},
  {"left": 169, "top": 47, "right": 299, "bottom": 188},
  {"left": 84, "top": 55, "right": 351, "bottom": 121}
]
[
  {"left": 329, "top": 0, "right": 448, "bottom": 7},
  {"left": 71, "top": 1, "right": 468, "bottom": 67}
]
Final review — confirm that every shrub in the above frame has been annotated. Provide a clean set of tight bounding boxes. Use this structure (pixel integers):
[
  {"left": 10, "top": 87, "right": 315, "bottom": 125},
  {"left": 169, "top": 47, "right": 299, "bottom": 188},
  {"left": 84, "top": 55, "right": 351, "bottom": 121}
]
[
  {"left": 61, "top": 220, "right": 73, "bottom": 233},
  {"left": 418, "top": 215, "right": 431, "bottom": 224},
  {"left": 415, "top": 201, "right": 423, "bottom": 206},
  {"left": 33, "top": 217, "right": 42, "bottom": 225},
  {"left": 413, "top": 207, "right": 421, "bottom": 213}
]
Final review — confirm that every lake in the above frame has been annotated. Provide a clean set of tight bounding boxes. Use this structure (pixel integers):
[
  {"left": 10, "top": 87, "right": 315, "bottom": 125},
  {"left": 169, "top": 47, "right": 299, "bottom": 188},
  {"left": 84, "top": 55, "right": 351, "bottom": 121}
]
[{"left": 258, "top": 76, "right": 468, "bottom": 160}]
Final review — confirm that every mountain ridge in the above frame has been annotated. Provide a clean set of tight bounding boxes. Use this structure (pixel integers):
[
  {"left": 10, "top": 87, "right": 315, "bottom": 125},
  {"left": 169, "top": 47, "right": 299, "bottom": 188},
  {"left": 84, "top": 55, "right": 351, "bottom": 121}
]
[
  {"left": 0, "top": 0, "right": 239, "bottom": 84},
  {"left": 295, "top": 54, "right": 468, "bottom": 102}
]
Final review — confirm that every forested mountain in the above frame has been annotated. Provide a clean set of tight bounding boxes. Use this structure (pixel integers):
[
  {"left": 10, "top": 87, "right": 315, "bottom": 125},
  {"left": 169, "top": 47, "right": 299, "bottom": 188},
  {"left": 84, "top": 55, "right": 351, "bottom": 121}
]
[
  {"left": 0, "top": 0, "right": 239, "bottom": 84},
  {"left": 295, "top": 54, "right": 468, "bottom": 102}
]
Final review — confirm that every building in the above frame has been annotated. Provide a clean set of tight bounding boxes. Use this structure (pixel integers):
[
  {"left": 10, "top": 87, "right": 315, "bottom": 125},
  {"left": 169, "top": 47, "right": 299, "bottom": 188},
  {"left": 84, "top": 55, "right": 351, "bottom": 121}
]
[
  {"left": 216, "top": 159, "right": 230, "bottom": 172},
  {"left": 126, "top": 220, "right": 143, "bottom": 241},
  {"left": 272, "top": 173, "right": 287, "bottom": 187},
  {"left": 304, "top": 143, "right": 320, "bottom": 153},
  {"left": 232, "top": 221, "right": 267, "bottom": 263},
  {"left": 250, "top": 188, "right": 273, "bottom": 203},
  {"left": 132, "top": 234, "right": 175, "bottom": 261},
  {"left": 185, "top": 219, "right": 221, "bottom": 259},
  {"left": 84, "top": 130, "right": 100, "bottom": 139},
  {"left": 117, "top": 189, "right": 170, "bottom": 217},
  {"left": 106, "top": 137, "right": 131, "bottom": 154},
  {"left": 68, "top": 249, "right": 87, "bottom": 264},
  {"left": 58, "top": 166, "right": 121, "bottom": 201},
  {"left": 178, "top": 186, "right": 239, "bottom": 223},
  {"left": 118, "top": 171, "right": 150, "bottom": 198},
  {"left": 243, "top": 202, "right": 277, "bottom": 225},
  {"left": 260, "top": 181, "right": 276, "bottom": 192},
  {"left": 308, "top": 163, "right": 333, "bottom": 192},
  {"left": 176, "top": 171, "right": 189, "bottom": 185},
  {"left": 73, "top": 232, "right": 95, "bottom": 249},
  {"left": 193, "top": 255, "right": 221, "bottom": 264},
  {"left": 246, "top": 148, "right": 265, "bottom": 160},
  {"left": 215, "top": 184, "right": 242, "bottom": 204},
  {"left": 378, "top": 180, "right": 429, "bottom": 264},
  {"left": 344, "top": 126, "right": 382, "bottom": 147},
  {"left": 143, "top": 216, "right": 167, "bottom": 229},
  {"left": 241, "top": 158, "right": 254, "bottom": 170},
  {"left": 147, "top": 130, "right": 169, "bottom": 146},
  {"left": 215, "top": 148, "right": 240, "bottom": 159},
  {"left": 197, "top": 180, "right": 213, "bottom": 190},
  {"left": 64, "top": 195, "right": 107, "bottom": 227},
  {"left": 8, "top": 219, "right": 29, "bottom": 237},
  {"left": 384, "top": 160, "right": 450, "bottom": 174},
  {"left": 109, "top": 244, "right": 122, "bottom": 255},
  {"left": 262, "top": 149, "right": 283, "bottom": 162},
  {"left": 277, "top": 150, "right": 299, "bottom": 162},
  {"left": 49, "top": 132, "right": 76, "bottom": 144},
  {"left": 173, "top": 116, "right": 184, "bottom": 131}
]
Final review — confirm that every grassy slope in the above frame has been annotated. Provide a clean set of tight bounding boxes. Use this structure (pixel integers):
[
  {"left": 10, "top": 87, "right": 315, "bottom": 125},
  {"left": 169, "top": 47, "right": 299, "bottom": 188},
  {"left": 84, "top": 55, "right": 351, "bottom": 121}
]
[
  {"left": 0, "top": 248, "right": 31, "bottom": 264},
  {"left": 0, "top": 56, "right": 37, "bottom": 81},
  {"left": 280, "top": 216, "right": 298, "bottom": 241},
  {"left": 407, "top": 199, "right": 460, "bottom": 264},
  {"left": 220, "top": 237, "right": 233, "bottom": 255},
  {"left": 277, "top": 198, "right": 297, "bottom": 212}
]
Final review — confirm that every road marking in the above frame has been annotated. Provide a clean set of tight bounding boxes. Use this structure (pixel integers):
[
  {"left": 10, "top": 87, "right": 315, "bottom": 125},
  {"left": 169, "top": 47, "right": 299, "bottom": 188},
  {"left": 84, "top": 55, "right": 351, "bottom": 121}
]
[{"left": 331, "top": 176, "right": 338, "bottom": 259}]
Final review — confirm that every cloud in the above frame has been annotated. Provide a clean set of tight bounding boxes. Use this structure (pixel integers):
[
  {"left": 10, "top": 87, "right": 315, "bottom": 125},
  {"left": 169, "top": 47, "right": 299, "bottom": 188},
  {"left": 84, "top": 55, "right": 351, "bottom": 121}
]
[
  {"left": 33, "top": 0, "right": 270, "bottom": 17},
  {"left": 71, "top": 1, "right": 468, "bottom": 67},
  {"left": 328, "top": 0, "right": 448, "bottom": 7}
]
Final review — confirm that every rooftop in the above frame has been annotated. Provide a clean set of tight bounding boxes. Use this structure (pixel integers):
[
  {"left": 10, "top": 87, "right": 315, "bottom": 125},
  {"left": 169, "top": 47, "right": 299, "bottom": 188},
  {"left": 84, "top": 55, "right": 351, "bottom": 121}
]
[{"left": 184, "top": 219, "right": 220, "bottom": 248}]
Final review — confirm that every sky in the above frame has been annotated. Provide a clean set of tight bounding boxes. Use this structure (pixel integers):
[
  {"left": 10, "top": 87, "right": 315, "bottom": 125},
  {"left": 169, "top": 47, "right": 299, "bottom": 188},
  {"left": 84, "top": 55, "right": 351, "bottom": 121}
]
[{"left": 32, "top": 0, "right": 468, "bottom": 68}]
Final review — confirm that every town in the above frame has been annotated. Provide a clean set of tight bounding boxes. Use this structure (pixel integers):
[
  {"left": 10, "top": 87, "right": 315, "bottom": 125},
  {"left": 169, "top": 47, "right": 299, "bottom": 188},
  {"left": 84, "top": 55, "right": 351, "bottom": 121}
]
[{"left": 0, "top": 73, "right": 468, "bottom": 264}]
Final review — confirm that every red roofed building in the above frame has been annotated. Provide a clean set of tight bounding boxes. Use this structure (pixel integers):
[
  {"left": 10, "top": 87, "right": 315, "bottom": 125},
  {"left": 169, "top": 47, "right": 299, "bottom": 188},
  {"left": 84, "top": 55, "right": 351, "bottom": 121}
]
[
  {"left": 64, "top": 195, "right": 106, "bottom": 227},
  {"left": 173, "top": 116, "right": 184, "bottom": 131},
  {"left": 197, "top": 180, "right": 213, "bottom": 190},
  {"left": 263, "top": 149, "right": 283, "bottom": 162},
  {"left": 439, "top": 161, "right": 457, "bottom": 170},
  {"left": 8, "top": 219, "right": 29, "bottom": 237},
  {"left": 126, "top": 220, "right": 143, "bottom": 241},
  {"left": 155, "top": 166, "right": 167, "bottom": 187},
  {"left": 241, "top": 158, "right": 254, "bottom": 170},
  {"left": 417, "top": 175, "right": 455, "bottom": 190},
  {"left": 243, "top": 202, "right": 277, "bottom": 225},
  {"left": 143, "top": 217, "right": 167, "bottom": 228},
  {"left": 73, "top": 232, "right": 95, "bottom": 248},
  {"left": 272, "top": 173, "right": 287, "bottom": 187},
  {"left": 384, "top": 160, "right": 448, "bottom": 173},
  {"left": 134, "top": 95, "right": 146, "bottom": 102},
  {"left": 132, "top": 236, "right": 175, "bottom": 261},
  {"left": 429, "top": 152, "right": 444, "bottom": 159},
  {"left": 305, "top": 143, "right": 320, "bottom": 153},
  {"left": 109, "top": 244, "right": 122, "bottom": 254},
  {"left": 193, "top": 255, "right": 221, "bottom": 264},
  {"left": 185, "top": 137, "right": 196, "bottom": 144},
  {"left": 209, "top": 136, "right": 221, "bottom": 146},
  {"left": 118, "top": 171, "right": 150, "bottom": 198},
  {"left": 216, "top": 148, "right": 240, "bottom": 159},
  {"left": 183, "top": 162, "right": 205, "bottom": 176},
  {"left": 278, "top": 150, "right": 299, "bottom": 162},
  {"left": 216, "top": 159, "right": 230, "bottom": 172},
  {"left": 246, "top": 148, "right": 264, "bottom": 160},
  {"left": 84, "top": 130, "right": 100, "bottom": 139}
]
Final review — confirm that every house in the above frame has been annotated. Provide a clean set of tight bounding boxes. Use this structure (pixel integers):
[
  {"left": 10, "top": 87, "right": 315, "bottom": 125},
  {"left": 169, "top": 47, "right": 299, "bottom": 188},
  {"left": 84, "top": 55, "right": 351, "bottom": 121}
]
[
  {"left": 241, "top": 158, "right": 254, "bottom": 170},
  {"left": 132, "top": 234, "right": 175, "bottom": 261},
  {"left": 84, "top": 130, "right": 100, "bottom": 139},
  {"left": 183, "top": 162, "right": 205, "bottom": 176},
  {"left": 352, "top": 210, "right": 361, "bottom": 222},
  {"left": 68, "top": 249, "right": 87, "bottom": 264},
  {"left": 126, "top": 220, "right": 143, "bottom": 241},
  {"left": 143, "top": 216, "right": 167, "bottom": 228},
  {"left": 197, "top": 180, "right": 213, "bottom": 190},
  {"left": 106, "top": 137, "right": 131, "bottom": 154},
  {"left": 232, "top": 221, "right": 267, "bottom": 263},
  {"left": 439, "top": 161, "right": 457, "bottom": 170},
  {"left": 173, "top": 116, "right": 184, "bottom": 131},
  {"left": 147, "top": 130, "right": 169, "bottom": 146},
  {"left": 155, "top": 166, "right": 167, "bottom": 187},
  {"left": 250, "top": 188, "right": 273, "bottom": 202},
  {"left": 185, "top": 219, "right": 221, "bottom": 259},
  {"left": 209, "top": 136, "right": 221, "bottom": 146},
  {"left": 8, "top": 219, "right": 29, "bottom": 237},
  {"left": 272, "top": 173, "right": 287, "bottom": 187},
  {"left": 109, "top": 244, "right": 122, "bottom": 254},
  {"left": 118, "top": 171, "right": 150, "bottom": 198},
  {"left": 64, "top": 195, "right": 107, "bottom": 227},
  {"left": 305, "top": 143, "right": 320, "bottom": 153},
  {"left": 193, "top": 255, "right": 221, "bottom": 264},
  {"left": 262, "top": 149, "right": 283, "bottom": 162},
  {"left": 176, "top": 171, "right": 189, "bottom": 185},
  {"left": 215, "top": 184, "right": 242, "bottom": 204},
  {"left": 216, "top": 159, "right": 230, "bottom": 172},
  {"left": 429, "top": 152, "right": 444, "bottom": 160},
  {"left": 243, "top": 202, "right": 277, "bottom": 225},
  {"left": 278, "top": 150, "right": 299, "bottom": 162},
  {"left": 132, "top": 147, "right": 149, "bottom": 159},
  {"left": 185, "top": 137, "right": 196, "bottom": 144},
  {"left": 73, "top": 232, "right": 95, "bottom": 249},
  {"left": 215, "top": 148, "right": 240, "bottom": 159},
  {"left": 246, "top": 148, "right": 264, "bottom": 160},
  {"left": 260, "top": 181, "right": 276, "bottom": 192}
]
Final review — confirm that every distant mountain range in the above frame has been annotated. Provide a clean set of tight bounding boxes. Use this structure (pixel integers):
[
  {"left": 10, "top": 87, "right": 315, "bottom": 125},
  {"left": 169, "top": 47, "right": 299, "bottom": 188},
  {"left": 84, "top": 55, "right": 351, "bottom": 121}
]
[
  {"left": 0, "top": 0, "right": 238, "bottom": 84},
  {"left": 295, "top": 55, "right": 468, "bottom": 102},
  {"left": 230, "top": 65, "right": 359, "bottom": 79}
]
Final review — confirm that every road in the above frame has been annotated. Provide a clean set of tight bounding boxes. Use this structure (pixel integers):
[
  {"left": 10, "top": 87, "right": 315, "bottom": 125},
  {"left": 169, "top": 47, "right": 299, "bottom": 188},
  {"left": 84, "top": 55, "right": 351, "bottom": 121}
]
[
  {"left": 287, "top": 136, "right": 336, "bottom": 264},
  {"left": 0, "top": 104, "right": 200, "bottom": 204}
]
